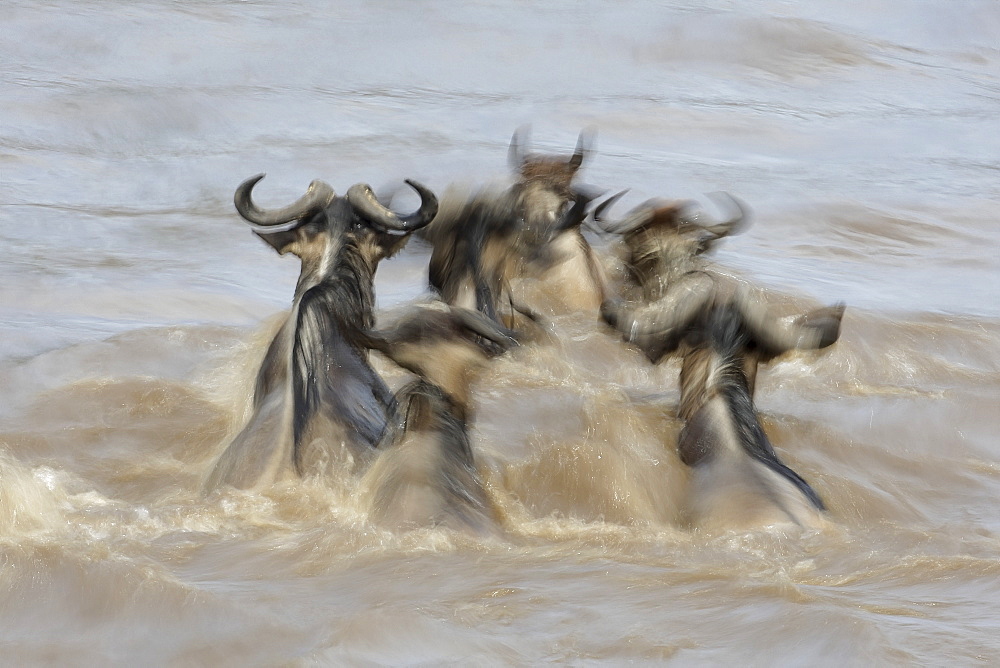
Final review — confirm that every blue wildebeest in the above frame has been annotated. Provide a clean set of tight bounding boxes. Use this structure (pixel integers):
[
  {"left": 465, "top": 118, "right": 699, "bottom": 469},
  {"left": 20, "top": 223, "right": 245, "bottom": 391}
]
[
  {"left": 671, "top": 296, "right": 843, "bottom": 530},
  {"left": 594, "top": 190, "right": 749, "bottom": 303},
  {"left": 355, "top": 303, "right": 519, "bottom": 533},
  {"left": 597, "top": 194, "right": 844, "bottom": 529},
  {"left": 204, "top": 174, "right": 438, "bottom": 493},
  {"left": 425, "top": 128, "right": 609, "bottom": 329}
]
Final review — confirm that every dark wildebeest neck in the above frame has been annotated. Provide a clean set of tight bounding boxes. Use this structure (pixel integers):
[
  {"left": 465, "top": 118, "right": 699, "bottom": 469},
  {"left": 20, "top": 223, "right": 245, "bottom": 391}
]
[
  {"left": 288, "top": 248, "right": 392, "bottom": 473},
  {"left": 677, "top": 302, "right": 826, "bottom": 512},
  {"left": 317, "top": 243, "right": 379, "bottom": 331}
]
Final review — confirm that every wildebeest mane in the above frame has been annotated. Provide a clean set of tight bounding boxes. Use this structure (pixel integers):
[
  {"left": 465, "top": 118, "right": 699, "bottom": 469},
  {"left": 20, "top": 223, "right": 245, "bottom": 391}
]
[
  {"left": 290, "top": 245, "right": 394, "bottom": 473},
  {"left": 680, "top": 303, "right": 826, "bottom": 511}
]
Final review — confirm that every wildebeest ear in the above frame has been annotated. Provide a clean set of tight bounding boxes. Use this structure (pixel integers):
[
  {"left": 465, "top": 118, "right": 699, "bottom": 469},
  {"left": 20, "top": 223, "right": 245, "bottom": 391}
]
[
  {"left": 691, "top": 228, "right": 726, "bottom": 256},
  {"left": 253, "top": 212, "right": 327, "bottom": 256},
  {"left": 254, "top": 229, "right": 299, "bottom": 254},
  {"left": 376, "top": 230, "right": 413, "bottom": 259}
]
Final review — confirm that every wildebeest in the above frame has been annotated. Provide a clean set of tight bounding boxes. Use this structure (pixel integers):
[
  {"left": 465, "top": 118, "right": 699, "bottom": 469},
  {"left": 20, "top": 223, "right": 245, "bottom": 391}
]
[
  {"left": 594, "top": 190, "right": 749, "bottom": 302},
  {"left": 597, "top": 190, "right": 767, "bottom": 385},
  {"left": 606, "top": 284, "right": 844, "bottom": 529},
  {"left": 355, "top": 303, "right": 518, "bottom": 533},
  {"left": 203, "top": 173, "right": 438, "bottom": 492},
  {"left": 674, "top": 296, "right": 843, "bottom": 530},
  {"left": 596, "top": 191, "right": 844, "bottom": 529},
  {"left": 425, "top": 128, "right": 609, "bottom": 328}
]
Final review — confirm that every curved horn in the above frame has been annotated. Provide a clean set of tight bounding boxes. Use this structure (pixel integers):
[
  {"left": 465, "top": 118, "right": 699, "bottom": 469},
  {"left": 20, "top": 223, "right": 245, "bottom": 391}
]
[
  {"left": 234, "top": 173, "right": 336, "bottom": 228},
  {"left": 592, "top": 190, "right": 629, "bottom": 229},
  {"left": 554, "top": 186, "right": 601, "bottom": 233},
  {"left": 569, "top": 127, "right": 596, "bottom": 168},
  {"left": 681, "top": 192, "right": 751, "bottom": 239},
  {"left": 346, "top": 179, "right": 438, "bottom": 233},
  {"left": 508, "top": 125, "right": 530, "bottom": 170},
  {"left": 592, "top": 190, "right": 659, "bottom": 235}
]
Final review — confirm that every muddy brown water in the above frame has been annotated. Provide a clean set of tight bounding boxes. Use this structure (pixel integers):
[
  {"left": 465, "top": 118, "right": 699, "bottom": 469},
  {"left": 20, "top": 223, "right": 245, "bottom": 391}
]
[{"left": 3, "top": 1, "right": 999, "bottom": 665}]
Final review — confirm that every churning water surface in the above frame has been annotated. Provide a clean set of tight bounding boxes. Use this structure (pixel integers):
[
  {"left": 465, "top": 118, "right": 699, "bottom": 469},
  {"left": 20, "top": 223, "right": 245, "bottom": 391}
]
[{"left": 2, "top": 1, "right": 1000, "bottom": 665}]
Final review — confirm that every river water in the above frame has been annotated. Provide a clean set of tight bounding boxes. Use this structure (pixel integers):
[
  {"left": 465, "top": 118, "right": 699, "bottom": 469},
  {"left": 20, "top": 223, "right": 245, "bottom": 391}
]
[{"left": 2, "top": 1, "right": 999, "bottom": 665}]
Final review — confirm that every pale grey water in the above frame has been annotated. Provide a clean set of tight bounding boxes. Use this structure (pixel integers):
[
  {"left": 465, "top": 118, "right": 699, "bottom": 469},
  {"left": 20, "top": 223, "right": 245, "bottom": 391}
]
[{"left": 2, "top": 1, "right": 1000, "bottom": 665}]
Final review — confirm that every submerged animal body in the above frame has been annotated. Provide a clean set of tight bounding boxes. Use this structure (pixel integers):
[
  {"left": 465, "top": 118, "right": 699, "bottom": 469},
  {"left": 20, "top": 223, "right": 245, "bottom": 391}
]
[
  {"left": 676, "top": 301, "right": 837, "bottom": 530},
  {"left": 358, "top": 304, "right": 517, "bottom": 533},
  {"left": 204, "top": 174, "right": 438, "bottom": 492},
  {"left": 596, "top": 190, "right": 844, "bottom": 529},
  {"left": 363, "top": 380, "right": 499, "bottom": 533},
  {"left": 605, "top": 285, "right": 843, "bottom": 530},
  {"left": 426, "top": 128, "right": 609, "bottom": 327}
]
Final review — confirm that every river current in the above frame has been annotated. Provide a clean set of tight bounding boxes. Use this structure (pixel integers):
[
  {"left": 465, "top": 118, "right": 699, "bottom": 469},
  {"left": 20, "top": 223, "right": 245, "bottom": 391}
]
[{"left": 3, "top": 1, "right": 999, "bottom": 665}]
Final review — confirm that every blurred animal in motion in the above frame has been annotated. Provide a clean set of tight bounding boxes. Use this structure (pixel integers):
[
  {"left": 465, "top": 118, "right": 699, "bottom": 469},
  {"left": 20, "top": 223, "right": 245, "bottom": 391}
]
[
  {"left": 204, "top": 173, "right": 438, "bottom": 493},
  {"left": 673, "top": 298, "right": 843, "bottom": 530},
  {"left": 597, "top": 187, "right": 843, "bottom": 389},
  {"left": 596, "top": 190, "right": 844, "bottom": 529},
  {"left": 593, "top": 190, "right": 749, "bottom": 303},
  {"left": 424, "top": 127, "right": 609, "bottom": 329},
  {"left": 608, "top": 282, "right": 844, "bottom": 530},
  {"left": 598, "top": 189, "right": 774, "bottom": 390},
  {"left": 356, "top": 303, "right": 519, "bottom": 533}
]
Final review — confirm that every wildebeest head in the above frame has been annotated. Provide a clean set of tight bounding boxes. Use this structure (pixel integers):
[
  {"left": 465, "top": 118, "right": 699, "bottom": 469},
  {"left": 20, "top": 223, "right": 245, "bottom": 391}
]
[
  {"left": 234, "top": 173, "right": 438, "bottom": 288},
  {"left": 506, "top": 127, "right": 596, "bottom": 243},
  {"left": 425, "top": 133, "right": 601, "bottom": 325},
  {"left": 594, "top": 191, "right": 749, "bottom": 300}
]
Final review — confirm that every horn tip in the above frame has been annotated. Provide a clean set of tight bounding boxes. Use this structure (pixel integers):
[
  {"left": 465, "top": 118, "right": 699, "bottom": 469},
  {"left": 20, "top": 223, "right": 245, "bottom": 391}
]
[{"left": 237, "top": 173, "right": 266, "bottom": 189}]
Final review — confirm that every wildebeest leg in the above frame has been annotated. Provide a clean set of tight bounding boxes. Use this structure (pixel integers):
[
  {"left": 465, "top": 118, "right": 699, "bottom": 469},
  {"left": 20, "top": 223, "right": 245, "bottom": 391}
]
[
  {"left": 474, "top": 272, "right": 501, "bottom": 324},
  {"left": 735, "top": 288, "right": 845, "bottom": 357},
  {"left": 507, "top": 297, "right": 542, "bottom": 325}
]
